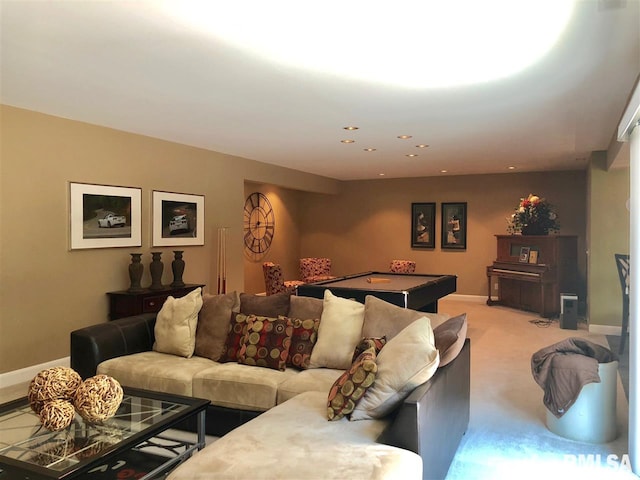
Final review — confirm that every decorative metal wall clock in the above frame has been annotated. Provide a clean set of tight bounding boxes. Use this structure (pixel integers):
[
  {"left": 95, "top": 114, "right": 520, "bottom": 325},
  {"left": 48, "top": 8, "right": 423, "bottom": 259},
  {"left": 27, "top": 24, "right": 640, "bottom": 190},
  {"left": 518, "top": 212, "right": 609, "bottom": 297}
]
[{"left": 243, "top": 192, "right": 275, "bottom": 256}]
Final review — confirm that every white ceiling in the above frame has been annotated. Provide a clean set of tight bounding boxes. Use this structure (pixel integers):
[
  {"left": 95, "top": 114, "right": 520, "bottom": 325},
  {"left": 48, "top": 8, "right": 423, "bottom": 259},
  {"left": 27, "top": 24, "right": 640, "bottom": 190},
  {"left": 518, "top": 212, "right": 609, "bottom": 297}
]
[{"left": 1, "top": 1, "right": 639, "bottom": 181}]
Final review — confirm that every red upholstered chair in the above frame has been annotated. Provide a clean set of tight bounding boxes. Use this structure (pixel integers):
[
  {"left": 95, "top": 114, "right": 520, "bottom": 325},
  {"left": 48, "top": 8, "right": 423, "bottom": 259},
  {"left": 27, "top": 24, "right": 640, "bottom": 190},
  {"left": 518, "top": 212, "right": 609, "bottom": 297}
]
[
  {"left": 299, "top": 257, "right": 336, "bottom": 283},
  {"left": 390, "top": 259, "right": 416, "bottom": 273},
  {"left": 263, "top": 262, "right": 304, "bottom": 296}
]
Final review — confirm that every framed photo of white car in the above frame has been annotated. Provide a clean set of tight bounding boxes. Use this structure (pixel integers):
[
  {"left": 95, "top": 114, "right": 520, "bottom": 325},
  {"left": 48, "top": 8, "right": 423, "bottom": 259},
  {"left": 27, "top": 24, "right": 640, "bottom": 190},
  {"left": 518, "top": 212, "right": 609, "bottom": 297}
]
[
  {"left": 69, "top": 182, "right": 142, "bottom": 250},
  {"left": 152, "top": 191, "right": 204, "bottom": 246}
]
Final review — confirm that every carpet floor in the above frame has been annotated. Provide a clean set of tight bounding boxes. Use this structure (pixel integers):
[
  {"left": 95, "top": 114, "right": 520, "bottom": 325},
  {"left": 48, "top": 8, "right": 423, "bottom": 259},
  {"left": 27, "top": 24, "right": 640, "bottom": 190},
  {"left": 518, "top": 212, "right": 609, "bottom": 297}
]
[{"left": 439, "top": 297, "right": 635, "bottom": 480}]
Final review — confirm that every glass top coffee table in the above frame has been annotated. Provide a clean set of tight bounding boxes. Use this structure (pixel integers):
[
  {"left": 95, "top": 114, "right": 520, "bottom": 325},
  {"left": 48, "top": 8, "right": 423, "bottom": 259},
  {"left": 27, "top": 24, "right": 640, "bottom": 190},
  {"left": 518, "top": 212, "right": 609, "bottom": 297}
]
[{"left": 0, "top": 387, "right": 209, "bottom": 479}]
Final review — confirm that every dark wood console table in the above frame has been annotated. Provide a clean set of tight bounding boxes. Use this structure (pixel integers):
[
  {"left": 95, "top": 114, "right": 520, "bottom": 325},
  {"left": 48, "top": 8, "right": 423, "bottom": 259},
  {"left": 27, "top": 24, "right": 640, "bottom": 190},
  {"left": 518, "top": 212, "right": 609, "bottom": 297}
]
[
  {"left": 486, "top": 235, "right": 577, "bottom": 317},
  {"left": 107, "top": 284, "right": 205, "bottom": 320}
]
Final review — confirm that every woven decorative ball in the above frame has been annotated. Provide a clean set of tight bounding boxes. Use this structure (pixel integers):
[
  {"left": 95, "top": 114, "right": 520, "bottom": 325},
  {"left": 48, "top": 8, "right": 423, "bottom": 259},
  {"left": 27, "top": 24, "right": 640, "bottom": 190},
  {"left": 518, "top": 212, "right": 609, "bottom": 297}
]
[
  {"left": 28, "top": 367, "right": 82, "bottom": 414},
  {"left": 39, "top": 399, "right": 76, "bottom": 431},
  {"left": 74, "top": 375, "right": 123, "bottom": 423}
]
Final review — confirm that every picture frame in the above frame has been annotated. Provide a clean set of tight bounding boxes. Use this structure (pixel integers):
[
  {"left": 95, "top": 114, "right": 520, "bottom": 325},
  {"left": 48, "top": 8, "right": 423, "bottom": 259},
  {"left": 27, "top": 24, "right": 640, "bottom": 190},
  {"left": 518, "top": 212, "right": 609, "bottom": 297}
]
[
  {"left": 152, "top": 191, "right": 205, "bottom": 246},
  {"left": 441, "top": 202, "right": 467, "bottom": 250},
  {"left": 69, "top": 182, "right": 142, "bottom": 250},
  {"left": 528, "top": 249, "right": 539, "bottom": 264},
  {"left": 519, "top": 246, "right": 531, "bottom": 263},
  {"left": 411, "top": 202, "right": 436, "bottom": 248}
]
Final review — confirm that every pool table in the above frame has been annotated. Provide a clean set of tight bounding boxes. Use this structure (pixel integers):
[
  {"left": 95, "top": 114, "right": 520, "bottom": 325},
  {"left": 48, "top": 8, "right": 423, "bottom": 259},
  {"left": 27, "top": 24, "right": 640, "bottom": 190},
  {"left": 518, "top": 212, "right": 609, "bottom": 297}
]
[{"left": 296, "top": 271, "right": 457, "bottom": 312}]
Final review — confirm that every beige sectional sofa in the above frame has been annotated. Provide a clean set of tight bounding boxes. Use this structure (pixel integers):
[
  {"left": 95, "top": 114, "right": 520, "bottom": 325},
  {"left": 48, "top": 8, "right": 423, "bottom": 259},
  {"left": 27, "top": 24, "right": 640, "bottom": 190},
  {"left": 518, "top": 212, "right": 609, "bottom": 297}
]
[{"left": 70, "top": 288, "right": 470, "bottom": 479}]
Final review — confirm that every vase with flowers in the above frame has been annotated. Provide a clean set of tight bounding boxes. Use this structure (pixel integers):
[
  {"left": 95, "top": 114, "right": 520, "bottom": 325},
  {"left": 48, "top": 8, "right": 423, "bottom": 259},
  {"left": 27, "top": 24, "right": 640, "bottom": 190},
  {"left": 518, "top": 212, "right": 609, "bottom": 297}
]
[{"left": 507, "top": 194, "right": 560, "bottom": 235}]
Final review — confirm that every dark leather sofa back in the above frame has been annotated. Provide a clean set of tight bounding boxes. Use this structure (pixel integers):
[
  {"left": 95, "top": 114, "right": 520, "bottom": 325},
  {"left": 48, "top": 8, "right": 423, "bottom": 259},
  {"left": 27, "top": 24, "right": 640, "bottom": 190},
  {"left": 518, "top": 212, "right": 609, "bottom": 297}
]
[{"left": 70, "top": 313, "right": 156, "bottom": 379}]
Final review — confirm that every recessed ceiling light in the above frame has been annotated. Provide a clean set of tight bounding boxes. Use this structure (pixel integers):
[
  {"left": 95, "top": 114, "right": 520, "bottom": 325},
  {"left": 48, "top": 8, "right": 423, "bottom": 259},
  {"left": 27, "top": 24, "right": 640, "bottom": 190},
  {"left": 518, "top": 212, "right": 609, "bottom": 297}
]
[
  {"left": 416, "top": 144, "right": 429, "bottom": 148},
  {"left": 405, "top": 153, "right": 419, "bottom": 157},
  {"left": 341, "top": 139, "right": 355, "bottom": 144},
  {"left": 507, "top": 165, "right": 516, "bottom": 170},
  {"left": 379, "top": 173, "right": 385, "bottom": 176},
  {"left": 441, "top": 169, "right": 448, "bottom": 173},
  {"left": 364, "top": 148, "right": 377, "bottom": 152},
  {"left": 343, "top": 126, "right": 359, "bottom": 130},
  {"left": 397, "top": 135, "right": 413, "bottom": 140}
]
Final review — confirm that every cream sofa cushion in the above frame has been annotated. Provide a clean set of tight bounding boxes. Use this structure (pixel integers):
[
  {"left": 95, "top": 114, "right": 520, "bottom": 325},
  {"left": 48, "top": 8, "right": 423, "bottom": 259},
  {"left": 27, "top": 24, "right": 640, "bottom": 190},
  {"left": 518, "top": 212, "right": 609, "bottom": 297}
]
[
  {"left": 154, "top": 287, "right": 203, "bottom": 358},
  {"left": 97, "top": 351, "right": 215, "bottom": 397},
  {"left": 277, "top": 367, "right": 343, "bottom": 404},
  {"left": 309, "top": 290, "right": 365, "bottom": 370},
  {"left": 166, "top": 391, "right": 422, "bottom": 480},
  {"left": 193, "top": 362, "right": 297, "bottom": 411},
  {"left": 351, "top": 317, "right": 440, "bottom": 420}
]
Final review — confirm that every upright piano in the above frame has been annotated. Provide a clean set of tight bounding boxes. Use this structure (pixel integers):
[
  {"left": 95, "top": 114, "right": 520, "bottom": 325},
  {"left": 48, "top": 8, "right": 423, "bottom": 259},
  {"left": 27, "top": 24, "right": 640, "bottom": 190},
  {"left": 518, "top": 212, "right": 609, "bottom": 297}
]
[{"left": 486, "top": 235, "right": 578, "bottom": 317}]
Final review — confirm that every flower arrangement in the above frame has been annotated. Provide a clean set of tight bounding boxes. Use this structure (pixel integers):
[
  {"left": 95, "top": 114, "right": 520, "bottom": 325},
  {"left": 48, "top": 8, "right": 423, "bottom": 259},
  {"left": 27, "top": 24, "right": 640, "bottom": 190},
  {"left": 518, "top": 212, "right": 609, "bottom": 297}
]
[{"left": 507, "top": 194, "right": 559, "bottom": 235}]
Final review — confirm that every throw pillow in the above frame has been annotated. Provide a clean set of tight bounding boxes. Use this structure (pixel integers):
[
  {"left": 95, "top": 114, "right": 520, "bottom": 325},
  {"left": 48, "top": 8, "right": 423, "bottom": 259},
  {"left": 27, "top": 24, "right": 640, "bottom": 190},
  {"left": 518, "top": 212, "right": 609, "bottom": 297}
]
[
  {"left": 240, "top": 292, "right": 291, "bottom": 317},
  {"left": 153, "top": 287, "right": 203, "bottom": 358},
  {"left": 309, "top": 290, "right": 365, "bottom": 370},
  {"left": 194, "top": 291, "right": 240, "bottom": 361},
  {"left": 361, "top": 295, "right": 425, "bottom": 340},
  {"left": 327, "top": 346, "right": 378, "bottom": 421},
  {"left": 219, "top": 312, "right": 252, "bottom": 363},
  {"left": 350, "top": 316, "right": 439, "bottom": 421},
  {"left": 286, "top": 316, "right": 320, "bottom": 369},
  {"left": 433, "top": 313, "right": 468, "bottom": 367},
  {"left": 288, "top": 295, "right": 323, "bottom": 321},
  {"left": 237, "top": 315, "right": 294, "bottom": 371},
  {"left": 351, "top": 336, "right": 386, "bottom": 363}
]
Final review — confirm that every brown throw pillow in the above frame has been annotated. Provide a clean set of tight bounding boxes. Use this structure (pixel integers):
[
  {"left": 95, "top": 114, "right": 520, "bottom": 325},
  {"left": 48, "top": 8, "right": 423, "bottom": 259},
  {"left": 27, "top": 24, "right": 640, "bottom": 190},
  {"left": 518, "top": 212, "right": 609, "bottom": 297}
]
[
  {"left": 219, "top": 312, "right": 252, "bottom": 363},
  {"left": 351, "top": 337, "right": 386, "bottom": 363},
  {"left": 237, "top": 316, "right": 293, "bottom": 371},
  {"left": 288, "top": 295, "right": 323, "bottom": 321},
  {"left": 327, "top": 346, "right": 377, "bottom": 421},
  {"left": 240, "top": 292, "right": 291, "bottom": 317},
  {"left": 361, "top": 295, "right": 425, "bottom": 340},
  {"left": 433, "top": 313, "right": 467, "bottom": 367},
  {"left": 194, "top": 292, "right": 240, "bottom": 361},
  {"left": 286, "top": 316, "right": 320, "bottom": 369}
]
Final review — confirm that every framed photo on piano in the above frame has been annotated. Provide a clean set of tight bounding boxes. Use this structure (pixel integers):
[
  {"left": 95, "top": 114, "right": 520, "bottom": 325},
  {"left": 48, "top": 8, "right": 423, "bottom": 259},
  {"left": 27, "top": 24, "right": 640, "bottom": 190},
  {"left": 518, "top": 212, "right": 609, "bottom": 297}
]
[
  {"left": 529, "top": 250, "right": 539, "bottom": 264},
  {"left": 519, "top": 246, "right": 530, "bottom": 263}
]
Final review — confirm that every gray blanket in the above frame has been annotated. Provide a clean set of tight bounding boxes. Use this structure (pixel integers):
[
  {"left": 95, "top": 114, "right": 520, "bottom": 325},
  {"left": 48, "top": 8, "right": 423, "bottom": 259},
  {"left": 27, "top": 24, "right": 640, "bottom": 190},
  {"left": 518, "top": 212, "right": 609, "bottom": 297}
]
[{"left": 531, "top": 337, "right": 617, "bottom": 418}]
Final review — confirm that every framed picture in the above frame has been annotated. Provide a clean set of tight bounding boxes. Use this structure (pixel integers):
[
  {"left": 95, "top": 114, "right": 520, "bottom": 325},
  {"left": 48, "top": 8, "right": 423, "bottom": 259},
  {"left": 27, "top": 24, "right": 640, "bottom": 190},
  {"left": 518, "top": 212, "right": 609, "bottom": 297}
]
[
  {"left": 529, "top": 249, "right": 539, "bottom": 264},
  {"left": 519, "top": 246, "right": 530, "bottom": 263},
  {"left": 69, "top": 182, "right": 142, "bottom": 250},
  {"left": 152, "top": 191, "right": 204, "bottom": 246},
  {"left": 441, "top": 202, "right": 467, "bottom": 250},
  {"left": 411, "top": 202, "right": 436, "bottom": 248}
]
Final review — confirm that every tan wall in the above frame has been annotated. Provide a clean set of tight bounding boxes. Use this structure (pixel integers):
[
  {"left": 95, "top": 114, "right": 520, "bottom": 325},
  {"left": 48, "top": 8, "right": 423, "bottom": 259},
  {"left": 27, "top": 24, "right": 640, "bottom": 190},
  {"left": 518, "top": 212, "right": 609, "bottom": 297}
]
[
  {"left": 0, "top": 105, "right": 339, "bottom": 373},
  {"left": 588, "top": 154, "right": 630, "bottom": 327},
  {"left": 299, "top": 172, "right": 588, "bottom": 298},
  {"left": 2, "top": 104, "right": 619, "bottom": 375}
]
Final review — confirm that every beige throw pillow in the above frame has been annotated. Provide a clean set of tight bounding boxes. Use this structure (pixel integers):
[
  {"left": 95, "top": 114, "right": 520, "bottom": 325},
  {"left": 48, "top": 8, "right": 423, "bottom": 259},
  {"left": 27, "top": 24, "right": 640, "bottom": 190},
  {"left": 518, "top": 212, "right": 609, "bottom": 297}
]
[
  {"left": 350, "top": 316, "right": 439, "bottom": 420},
  {"left": 194, "top": 291, "right": 240, "bottom": 361},
  {"left": 361, "top": 295, "right": 424, "bottom": 340},
  {"left": 309, "top": 290, "right": 365, "bottom": 370},
  {"left": 362, "top": 294, "right": 451, "bottom": 340},
  {"left": 153, "top": 287, "right": 203, "bottom": 358}
]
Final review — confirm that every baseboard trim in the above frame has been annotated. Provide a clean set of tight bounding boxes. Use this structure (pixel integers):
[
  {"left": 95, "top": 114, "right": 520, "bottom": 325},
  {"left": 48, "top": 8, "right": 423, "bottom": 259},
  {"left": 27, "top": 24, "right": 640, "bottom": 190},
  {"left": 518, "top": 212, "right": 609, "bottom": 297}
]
[
  {"left": 0, "top": 357, "right": 70, "bottom": 389},
  {"left": 445, "top": 294, "right": 487, "bottom": 304},
  {"left": 589, "top": 324, "right": 622, "bottom": 336}
]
